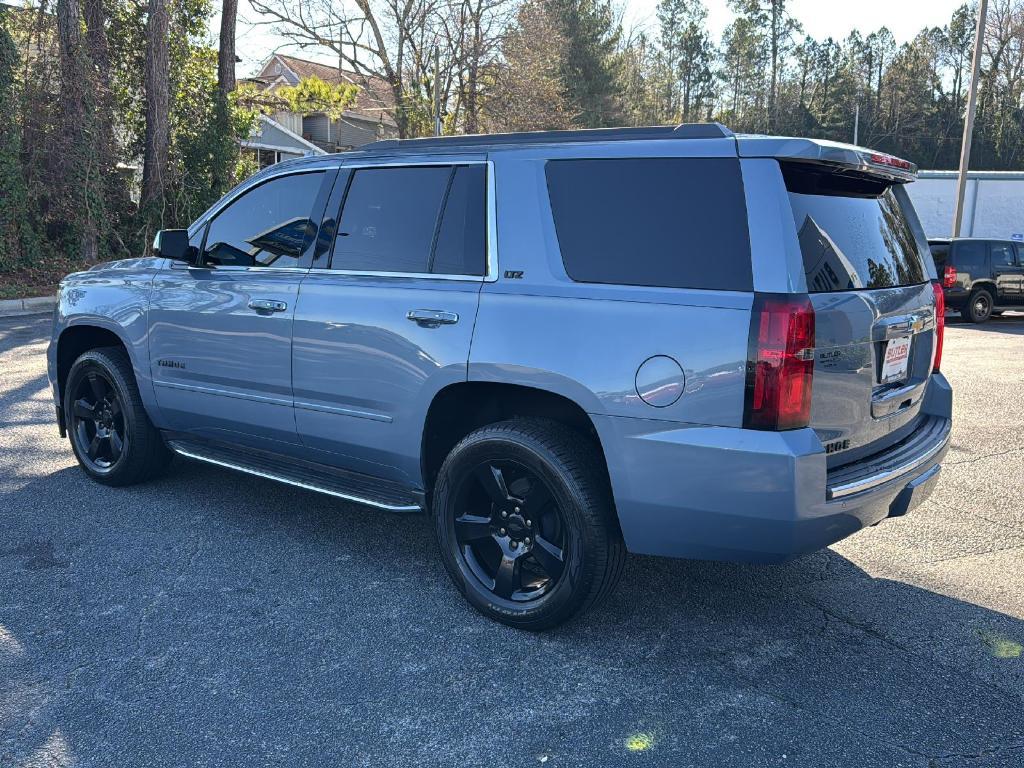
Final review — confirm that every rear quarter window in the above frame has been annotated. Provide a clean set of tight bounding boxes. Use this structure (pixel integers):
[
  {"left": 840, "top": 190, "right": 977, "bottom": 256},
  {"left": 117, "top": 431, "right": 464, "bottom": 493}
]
[{"left": 545, "top": 158, "right": 752, "bottom": 291}]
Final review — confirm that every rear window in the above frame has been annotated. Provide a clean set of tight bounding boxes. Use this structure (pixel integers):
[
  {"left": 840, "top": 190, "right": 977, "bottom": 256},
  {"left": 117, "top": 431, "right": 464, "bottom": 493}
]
[
  {"left": 929, "top": 242, "right": 949, "bottom": 265},
  {"left": 783, "top": 164, "right": 928, "bottom": 293},
  {"left": 545, "top": 158, "right": 752, "bottom": 291}
]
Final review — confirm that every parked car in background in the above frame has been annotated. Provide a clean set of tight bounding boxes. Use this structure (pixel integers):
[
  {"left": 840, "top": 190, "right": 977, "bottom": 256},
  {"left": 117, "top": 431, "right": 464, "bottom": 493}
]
[
  {"left": 929, "top": 237, "right": 1024, "bottom": 323},
  {"left": 48, "top": 124, "right": 952, "bottom": 629}
]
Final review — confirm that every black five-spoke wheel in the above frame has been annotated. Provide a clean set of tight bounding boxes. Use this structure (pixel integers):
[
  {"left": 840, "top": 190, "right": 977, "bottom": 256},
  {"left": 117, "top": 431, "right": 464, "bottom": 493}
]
[
  {"left": 71, "top": 371, "right": 126, "bottom": 471},
  {"left": 64, "top": 347, "right": 170, "bottom": 486},
  {"left": 434, "top": 419, "right": 625, "bottom": 630},
  {"left": 453, "top": 460, "right": 567, "bottom": 602}
]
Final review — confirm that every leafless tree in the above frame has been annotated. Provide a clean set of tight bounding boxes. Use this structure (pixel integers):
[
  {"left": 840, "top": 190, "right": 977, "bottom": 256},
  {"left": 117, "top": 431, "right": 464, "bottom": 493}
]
[
  {"left": 480, "top": 0, "right": 574, "bottom": 132},
  {"left": 248, "top": 0, "right": 429, "bottom": 136},
  {"left": 248, "top": 0, "right": 512, "bottom": 136},
  {"left": 439, "top": 0, "right": 514, "bottom": 133}
]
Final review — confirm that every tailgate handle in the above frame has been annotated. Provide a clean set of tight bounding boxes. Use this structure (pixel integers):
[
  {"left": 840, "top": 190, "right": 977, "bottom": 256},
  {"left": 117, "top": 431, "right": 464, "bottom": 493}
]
[{"left": 875, "top": 312, "right": 934, "bottom": 340}]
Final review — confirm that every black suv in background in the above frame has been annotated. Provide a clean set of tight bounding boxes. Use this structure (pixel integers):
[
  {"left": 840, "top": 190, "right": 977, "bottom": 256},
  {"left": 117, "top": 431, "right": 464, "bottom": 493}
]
[{"left": 929, "top": 238, "right": 1024, "bottom": 323}]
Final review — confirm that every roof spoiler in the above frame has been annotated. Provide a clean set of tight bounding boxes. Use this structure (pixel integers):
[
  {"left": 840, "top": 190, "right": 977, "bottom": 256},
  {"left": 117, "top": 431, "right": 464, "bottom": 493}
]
[
  {"left": 359, "top": 122, "right": 735, "bottom": 152},
  {"left": 737, "top": 137, "right": 918, "bottom": 182}
]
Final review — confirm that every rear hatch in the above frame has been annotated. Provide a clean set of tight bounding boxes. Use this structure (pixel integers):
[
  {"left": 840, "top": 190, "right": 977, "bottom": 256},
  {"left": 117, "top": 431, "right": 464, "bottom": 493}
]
[{"left": 781, "top": 160, "right": 939, "bottom": 468}]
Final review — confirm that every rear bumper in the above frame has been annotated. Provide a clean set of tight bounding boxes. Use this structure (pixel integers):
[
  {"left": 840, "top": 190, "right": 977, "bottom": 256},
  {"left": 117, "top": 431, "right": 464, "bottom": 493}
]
[
  {"left": 942, "top": 287, "right": 971, "bottom": 310},
  {"left": 593, "top": 373, "right": 953, "bottom": 563}
]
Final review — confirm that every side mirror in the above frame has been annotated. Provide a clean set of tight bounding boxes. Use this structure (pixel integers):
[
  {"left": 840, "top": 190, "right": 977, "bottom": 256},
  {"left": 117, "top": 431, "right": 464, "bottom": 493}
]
[{"left": 152, "top": 229, "right": 194, "bottom": 263}]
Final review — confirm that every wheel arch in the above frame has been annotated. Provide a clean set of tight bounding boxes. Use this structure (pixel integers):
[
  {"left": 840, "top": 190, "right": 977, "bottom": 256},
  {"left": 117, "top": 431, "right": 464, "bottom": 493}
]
[
  {"left": 56, "top": 323, "right": 132, "bottom": 406},
  {"left": 420, "top": 382, "right": 612, "bottom": 501},
  {"left": 969, "top": 280, "right": 997, "bottom": 297}
]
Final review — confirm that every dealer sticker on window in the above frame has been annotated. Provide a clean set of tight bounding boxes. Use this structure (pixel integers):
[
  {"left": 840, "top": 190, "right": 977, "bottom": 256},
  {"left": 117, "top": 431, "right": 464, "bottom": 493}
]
[{"left": 881, "top": 336, "right": 912, "bottom": 384}]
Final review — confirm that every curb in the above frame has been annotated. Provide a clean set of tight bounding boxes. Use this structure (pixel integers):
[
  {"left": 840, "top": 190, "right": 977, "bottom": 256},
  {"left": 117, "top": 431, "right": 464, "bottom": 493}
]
[{"left": 0, "top": 296, "right": 57, "bottom": 317}]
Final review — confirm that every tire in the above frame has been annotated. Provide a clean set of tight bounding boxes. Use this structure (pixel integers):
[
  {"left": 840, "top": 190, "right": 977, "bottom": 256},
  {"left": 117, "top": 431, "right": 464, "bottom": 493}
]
[
  {"left": 966, "top": 288, "right": 994, "bottom": 323},
  {"left": 64, "top": 346, "right": 170, "bottom": 486},
  {"left": 432, "top": 418, "right": 625, "bottom": 630}
]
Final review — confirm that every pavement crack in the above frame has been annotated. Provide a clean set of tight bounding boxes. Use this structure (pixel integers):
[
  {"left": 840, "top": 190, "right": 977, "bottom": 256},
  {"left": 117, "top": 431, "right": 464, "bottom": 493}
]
[
  {"left": 920, "top": 542, "right": 1024, "bottom": 565},
  {"left": 944, "top": 446, "right": 1024, "bottom": 467},
  {"left": 922, "top": 498, "right": 1024, "bottom": 539},
  {"left": 803, "top": 597, "right": 1024, "bottom": 709}
]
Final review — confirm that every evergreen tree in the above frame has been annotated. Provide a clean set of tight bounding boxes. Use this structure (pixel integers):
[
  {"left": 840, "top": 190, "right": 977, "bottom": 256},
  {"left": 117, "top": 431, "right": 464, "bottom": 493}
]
[
  {"left": 656, "top": 0, "right": 716, "bottom": 122},
  {"left": 545, "top": 0, "right": 622, "bottom": 127}
]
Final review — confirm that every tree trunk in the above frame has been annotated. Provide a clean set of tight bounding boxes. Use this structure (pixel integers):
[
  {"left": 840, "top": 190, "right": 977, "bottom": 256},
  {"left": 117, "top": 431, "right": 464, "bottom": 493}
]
[
  {"left": 56, "top": 0, "right": 98, "bottom": 260},
  {"left": 769, "top": 0, "right": 780, "bottom": 132},
  {"left": 142, "top": 0, "right": 170, "bottom": 209},
  {"left": 83, "top": 0, "right": 127, "bottom": 243},
  {"left": 463, "top": 4, "right": 482, "bottom": 134},
  {"left": 82, "top": 0, "right": 109, "bottom": 77},
  {"left": 218, "top": 0, "right": 238, "bottom": 98}
]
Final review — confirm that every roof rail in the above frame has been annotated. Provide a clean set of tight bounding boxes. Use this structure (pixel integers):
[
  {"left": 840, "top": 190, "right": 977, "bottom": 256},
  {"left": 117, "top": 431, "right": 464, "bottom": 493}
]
[{"left": 359, "top": 122, "right": 734, "bottom": 152}]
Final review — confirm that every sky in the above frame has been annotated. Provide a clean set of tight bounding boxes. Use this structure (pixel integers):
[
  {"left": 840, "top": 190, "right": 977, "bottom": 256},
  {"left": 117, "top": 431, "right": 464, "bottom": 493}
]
[{"left": 225, "top": 0, "right": 970, "bottom": 77}]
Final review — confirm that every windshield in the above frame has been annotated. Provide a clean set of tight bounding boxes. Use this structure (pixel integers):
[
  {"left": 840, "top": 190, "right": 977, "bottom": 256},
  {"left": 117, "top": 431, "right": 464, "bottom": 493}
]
[{"left": 784, "top": 165, "right": 929, "bottom": 293}]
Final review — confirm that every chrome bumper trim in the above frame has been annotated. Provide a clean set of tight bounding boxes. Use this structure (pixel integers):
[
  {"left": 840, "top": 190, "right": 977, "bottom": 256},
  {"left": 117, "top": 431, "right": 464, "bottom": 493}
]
[{"left": 827, "top": 417, "right": 951, "bottom": 500}]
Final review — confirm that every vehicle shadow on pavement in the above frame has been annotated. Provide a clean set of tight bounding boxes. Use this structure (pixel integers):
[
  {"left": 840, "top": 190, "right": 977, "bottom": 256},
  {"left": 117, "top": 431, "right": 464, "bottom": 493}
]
[
  {"left": 946, "top": 313, "right": 1024, "bottom": 335},
  {"left": 2, "top": 461, "right": 1022, "bottom": 766}
]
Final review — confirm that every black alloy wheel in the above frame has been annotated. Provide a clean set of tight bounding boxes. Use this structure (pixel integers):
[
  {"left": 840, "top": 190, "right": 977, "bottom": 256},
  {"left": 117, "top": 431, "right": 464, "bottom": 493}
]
[
  {"left": 452, "top": 459, "right": 567, "bottom": 603},
  {"left": 70, "top": 370, "right": 127, "bottom": 473},
  {"left": 64, "top": 347, "right": 170, "bottom": 486},
  {"left": 433, "top": 419, "right": 625, "bottom": 630}
]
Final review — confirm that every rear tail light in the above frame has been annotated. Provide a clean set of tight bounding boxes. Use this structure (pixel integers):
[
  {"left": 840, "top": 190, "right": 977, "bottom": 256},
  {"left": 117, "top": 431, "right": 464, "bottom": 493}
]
[
  {"left": 942, "top": 265, "right": 956, "bottom": 288},
  {"left": 932, "top": 281, "right": 945, "bottom": 372},
  {"left": 743, "top": 294, "right": 816, "bottom": 431}
]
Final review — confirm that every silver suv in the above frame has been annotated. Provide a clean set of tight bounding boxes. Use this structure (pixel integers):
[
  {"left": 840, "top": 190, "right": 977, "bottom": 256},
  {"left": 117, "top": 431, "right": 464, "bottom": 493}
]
[{"left": 48, "top": 124, "right": 952, "bottom": 629}]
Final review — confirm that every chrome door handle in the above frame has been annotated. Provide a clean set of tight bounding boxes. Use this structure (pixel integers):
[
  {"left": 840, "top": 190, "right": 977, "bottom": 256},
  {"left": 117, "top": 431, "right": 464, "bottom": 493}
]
[
  {"left": 407, "top": 309, "right": 459, "bottom": 327},
  {"left": 248, "top": 299, "right": 288, "bottom": 313}
]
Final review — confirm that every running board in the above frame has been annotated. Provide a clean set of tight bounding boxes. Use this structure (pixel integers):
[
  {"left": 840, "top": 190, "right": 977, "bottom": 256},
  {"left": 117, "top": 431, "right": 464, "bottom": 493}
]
[{"left": 166, "top": 438, "right": 423, "bottom": 513}]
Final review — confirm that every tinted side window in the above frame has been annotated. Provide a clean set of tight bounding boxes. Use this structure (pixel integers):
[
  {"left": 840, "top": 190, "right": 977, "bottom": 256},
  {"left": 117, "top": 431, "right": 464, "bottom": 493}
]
[
  {"left": 991, "top": 243, "right": 1015, "bottom": 267},
  {"left": 431, "top": 165, "right": 487, "bottom": 276},
  {"left": 203, "top": 172, "right": 324, "bottom": 267},
  {"left": 954, "top": 241, "right": 988, "bottom": 272},
  {"left": 545, "top": 158, "right": 753, "bottom": 291},
  {"left": 332, "top": 166, "right": 450, "bottom": 273}
]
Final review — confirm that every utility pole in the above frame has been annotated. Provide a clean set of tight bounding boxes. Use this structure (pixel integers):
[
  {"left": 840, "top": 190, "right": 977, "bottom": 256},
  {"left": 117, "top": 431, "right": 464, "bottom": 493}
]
[
  {"left": 433, "top": 46, "right": 441, "bottom": 137},
  {"left": 953, "top": 0, "right": 988, "bottom": 237},
  {"left": 853, "top": 103, "right": 859, "bottom": 145}
]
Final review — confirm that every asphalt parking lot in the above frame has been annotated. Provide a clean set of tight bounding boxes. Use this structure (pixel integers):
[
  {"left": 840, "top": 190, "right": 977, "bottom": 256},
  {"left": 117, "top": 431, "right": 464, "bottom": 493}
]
[{"left": 1, "top": 312, "right": 1022, "bottom": 767}]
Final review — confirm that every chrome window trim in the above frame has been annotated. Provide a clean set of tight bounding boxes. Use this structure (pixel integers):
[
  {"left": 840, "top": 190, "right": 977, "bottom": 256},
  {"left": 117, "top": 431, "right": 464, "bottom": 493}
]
[
  {"left": 181, "top": 265, "right": 310, "bottom": 274},
  {"left": 306, "top": 268, "right": 481, "bottom": 282},
  {"left": 316, "top": 158, "right": 497, "bottom": 283}
]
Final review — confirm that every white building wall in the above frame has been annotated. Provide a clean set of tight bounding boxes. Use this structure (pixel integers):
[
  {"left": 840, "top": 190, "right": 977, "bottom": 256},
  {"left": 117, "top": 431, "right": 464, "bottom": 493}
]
[{"left": 906, "top": 171, "right": 1024, "bottom": 240}]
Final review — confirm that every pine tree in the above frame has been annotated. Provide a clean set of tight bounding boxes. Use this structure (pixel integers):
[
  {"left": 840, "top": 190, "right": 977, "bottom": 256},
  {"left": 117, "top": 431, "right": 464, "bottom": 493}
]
[
  {"left": 656, "top": 0, "right": 716, "bottom": 122},
  {"left": 544, "top": 0, "right": 622, "bottom": 127}
]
